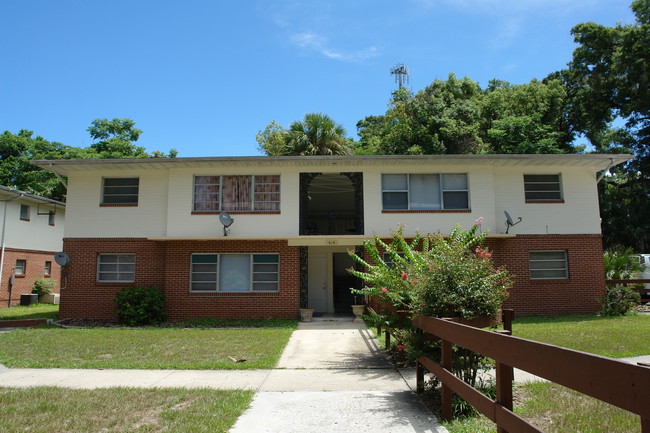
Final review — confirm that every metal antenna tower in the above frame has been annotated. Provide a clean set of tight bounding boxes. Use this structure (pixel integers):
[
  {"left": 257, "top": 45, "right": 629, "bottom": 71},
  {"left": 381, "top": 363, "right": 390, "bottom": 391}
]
[{"left": 390, "top": 63, "right": 410, "bottom": 89}]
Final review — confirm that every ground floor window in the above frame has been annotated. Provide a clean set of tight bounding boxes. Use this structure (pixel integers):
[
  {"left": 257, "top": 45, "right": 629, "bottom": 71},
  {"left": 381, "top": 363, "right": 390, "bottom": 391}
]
[
  {"left": 190, "top": 253, "right": 279, "bottom": 292},
  {"left": 97, "top": 254, "right": 136, "bottom": 282},
  {"left": 529, "top": 251, "right": 568, "bottom": 279},
  {"left": 15, "top": 259, "right": 26, "bottom": 276}
]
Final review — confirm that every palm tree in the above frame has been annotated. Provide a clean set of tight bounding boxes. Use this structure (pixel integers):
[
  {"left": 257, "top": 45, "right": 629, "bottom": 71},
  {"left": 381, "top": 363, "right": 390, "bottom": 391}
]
[{"left": 285, "top": 113, "right": 351, "bottom": 156}]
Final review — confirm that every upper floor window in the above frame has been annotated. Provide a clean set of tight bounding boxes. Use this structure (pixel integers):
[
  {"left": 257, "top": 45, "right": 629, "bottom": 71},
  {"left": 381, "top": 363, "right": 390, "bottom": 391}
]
[
  {"left": 97, "top": 254, "right": 136, "bottom": 282},
  {"left": 15, "top": 259, "right": 26, "bottom": 276},
  {"left": 190, "top": 253, "right": 279, "bottom": 292},
  {"left": 524, "top": 174, "right": 562, "bottom": 202},
  {"left": 193, "top": 175, "right": 280, "bottom": 212},
  {"left": 529, "top": 251, "right": 568, "bottom": 279},
  {"left": 48, "top": 211, "right": 55, "bottom": 226},
  {"left": 20, "top": 204, "right": 30, "bottom": 221},
  {"left": 102, "top": 178, "right": 139, "bottom": 205},
  {"left": 382, "top": 173, "right": 469, "bottom": 210}
]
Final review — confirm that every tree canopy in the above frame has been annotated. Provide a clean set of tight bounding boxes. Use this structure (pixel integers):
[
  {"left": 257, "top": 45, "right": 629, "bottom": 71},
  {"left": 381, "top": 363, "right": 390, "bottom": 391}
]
[
  {"left": 354, "top": 74, "right": 578, "bottom": 156},
  {"left": 257, "top": 113, "right": 353, "bottom": 156}
]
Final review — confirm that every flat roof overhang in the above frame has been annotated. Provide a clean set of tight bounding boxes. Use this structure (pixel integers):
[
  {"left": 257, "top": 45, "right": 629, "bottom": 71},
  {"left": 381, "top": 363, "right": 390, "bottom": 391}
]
[
  {"left": 146, "top": 233, "right": 517, "bottom": 246},
  {"left": 33, "top": 153, "right": 635, "bottom": 176}
]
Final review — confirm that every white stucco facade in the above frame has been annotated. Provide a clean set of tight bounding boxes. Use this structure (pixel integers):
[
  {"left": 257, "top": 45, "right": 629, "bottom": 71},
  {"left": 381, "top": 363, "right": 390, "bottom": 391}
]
[
  {"left": 45, "top": 154, "right": 628, "bottom": 240},
  {"left": 0, "top": 187, "right": 65, "bottom": 252}
]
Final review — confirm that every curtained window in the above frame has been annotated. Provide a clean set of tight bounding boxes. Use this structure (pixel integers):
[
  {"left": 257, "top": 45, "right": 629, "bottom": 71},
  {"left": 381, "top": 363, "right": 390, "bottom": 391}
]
[{"left": 193, "top": 175, "right": 279, "bottom": 212}]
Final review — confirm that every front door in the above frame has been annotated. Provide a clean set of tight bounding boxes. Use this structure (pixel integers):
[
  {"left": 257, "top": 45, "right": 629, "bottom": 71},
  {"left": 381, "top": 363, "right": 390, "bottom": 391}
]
[
  {"left": 333, "top": 253, "right": 357, "bottom": 314},
  {"left": 307, "top": 252, "right": 328, "bottom": 313}
]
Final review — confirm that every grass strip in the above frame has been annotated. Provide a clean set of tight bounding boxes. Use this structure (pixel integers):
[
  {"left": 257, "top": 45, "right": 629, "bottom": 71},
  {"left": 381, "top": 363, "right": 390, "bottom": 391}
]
[
  {"left": 0, "top": 387, "right": 253, "bottom": 433},
  {"left": 0, "top": 304, "right": 59, "bottom": 321},
  {"left": 443, "top": 382, "right": 641, "bottom": 433},
  {"left": 0, "top": 326, "right": 294, "bottom": 369},
  {"left": 511, "top": 313, "right": 650, "bottom": 358}
]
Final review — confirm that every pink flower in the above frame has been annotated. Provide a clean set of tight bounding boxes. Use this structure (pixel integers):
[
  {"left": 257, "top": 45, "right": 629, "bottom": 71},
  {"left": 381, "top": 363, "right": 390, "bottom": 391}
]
[
  {"left": 420, "top": 303, "right": 425, "bottom": 307},
  {"left": 485, "top": 252, "right": 492, "bottom": 258},
  {"left": 381, "top": 287, "right": 388, "bottom": 293},
  {"left": 397, "top": 344, "right": 405, "bottom": 352},
  {"left": 496, "top": 270, "right": 501, "bottom": 274},
  {"left": 411, "top": 280, "right": 418, "bottom": 284},
  {"left": 401, "top": 273, "right": 408, "bottom": 280},
  {"left": 475, "top": 217, "right": 484, "bottom": 226}
]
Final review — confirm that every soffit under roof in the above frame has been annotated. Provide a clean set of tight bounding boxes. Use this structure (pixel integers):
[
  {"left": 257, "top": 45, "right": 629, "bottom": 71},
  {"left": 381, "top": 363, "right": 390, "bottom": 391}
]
[{"left": 32, "top": 154, "right": 635, "bottom": 176}]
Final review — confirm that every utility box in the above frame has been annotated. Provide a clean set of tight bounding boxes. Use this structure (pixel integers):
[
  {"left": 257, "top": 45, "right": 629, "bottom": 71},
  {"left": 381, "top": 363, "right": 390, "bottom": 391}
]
[
  {"left": 20, "top": 294, "right": 39, "bottom": 306},
  {"left": 40, "top": 293, "right": 60, "bottom": 305}
]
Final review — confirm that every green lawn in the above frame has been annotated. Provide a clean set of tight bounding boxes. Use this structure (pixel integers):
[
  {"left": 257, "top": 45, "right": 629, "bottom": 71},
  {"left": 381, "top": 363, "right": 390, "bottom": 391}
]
[
  {"left": 0, "top": 323, "right": 295, "bottom": 369},
  {"left": 0, "top": 387, "right": 252, "bottom": 433},
  {"left": 0, "top": 304, "right": 59, "bottom": 321},
  {"left": 444, "top": 382, "right": 641, "bottom": 433},
  {"left": 511, "top": 313, "right": 650, "bottom": 358}
]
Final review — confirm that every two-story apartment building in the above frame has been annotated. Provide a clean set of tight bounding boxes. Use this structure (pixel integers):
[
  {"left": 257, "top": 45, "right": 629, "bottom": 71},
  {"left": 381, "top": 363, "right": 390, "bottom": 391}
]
[
  {"left": 34, "top": 154, "right": 632, "bottom": 319},
  {"left": 0, "top": 186, "right": 65, "bottom": 307}
]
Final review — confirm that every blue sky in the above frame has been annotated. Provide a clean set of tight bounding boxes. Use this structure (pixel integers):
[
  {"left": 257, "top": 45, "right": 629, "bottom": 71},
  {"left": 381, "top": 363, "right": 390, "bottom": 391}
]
[{"left": 1, "top": 1, "right": 636, "bottom": 157}]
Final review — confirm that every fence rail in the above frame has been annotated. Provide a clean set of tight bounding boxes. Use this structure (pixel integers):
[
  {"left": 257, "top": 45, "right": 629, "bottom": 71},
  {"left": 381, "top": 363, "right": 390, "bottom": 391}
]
[{"left": 413, "top": 314, "right": 650, "bottom": 433}]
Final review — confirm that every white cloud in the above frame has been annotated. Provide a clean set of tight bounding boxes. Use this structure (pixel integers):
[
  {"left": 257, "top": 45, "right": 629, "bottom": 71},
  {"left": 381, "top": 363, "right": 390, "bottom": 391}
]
[{"left": 289, "top": 31, "right": 379, "bottom": 63}]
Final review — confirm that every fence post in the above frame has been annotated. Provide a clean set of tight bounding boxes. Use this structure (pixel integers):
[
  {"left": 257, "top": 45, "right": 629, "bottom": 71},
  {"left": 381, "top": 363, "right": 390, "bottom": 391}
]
[
  {"left": 495, "top": 361, "right": 514, "bottom": 433},
  {"left": 502, "top": 309, "right": 514, "bottom": 335},
  {"left": 642, "top": 416, "right": 649, "bottom": 433},
  {"left": 416, "top": 361, "right": 424, "bottom": 393},
  {"left": 441, "top": 338, "right": 453, "bottom": 421},
  {"left": 385, "top": 328, "right": 391, "bottom": 348}
]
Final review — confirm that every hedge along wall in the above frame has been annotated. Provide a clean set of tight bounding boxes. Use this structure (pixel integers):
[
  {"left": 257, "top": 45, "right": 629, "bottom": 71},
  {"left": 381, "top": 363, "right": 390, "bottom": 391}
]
[{"left": 61, "top": 238, "right": 300, "bottom": 320}]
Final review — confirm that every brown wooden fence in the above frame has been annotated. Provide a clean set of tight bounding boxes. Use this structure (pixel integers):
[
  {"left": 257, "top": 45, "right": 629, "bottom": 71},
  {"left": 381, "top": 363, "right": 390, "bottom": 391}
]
[
  {"left": 606, "top": 278, "right": 650, "bottom": 302},
  {"left": 413, "top": 314, "right": 650, "bottom": 433}
]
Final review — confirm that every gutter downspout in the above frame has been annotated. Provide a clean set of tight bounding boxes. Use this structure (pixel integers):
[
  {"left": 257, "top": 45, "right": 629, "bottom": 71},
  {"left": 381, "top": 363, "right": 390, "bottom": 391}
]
[
  {"left": 0, "top": 193, "right": 25, "bottom": 306},
  {"left": 597, "top": 158, "right": 617, "bottom": 183}
]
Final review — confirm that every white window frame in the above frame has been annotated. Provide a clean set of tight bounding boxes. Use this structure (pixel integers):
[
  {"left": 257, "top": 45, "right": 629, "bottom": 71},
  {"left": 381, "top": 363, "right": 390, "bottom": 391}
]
[
  {"left": 192, "top": 175, "right": 280, "bottom": 212},
  {"left": 529, "top": 250, "right": 568, "bottom": 280},
  {"left": 97, "top": 254, "right": 136, "bottom": 282},
  {"left": 523, "top": 174, "right": 563, "bottom": 202},
  {"left": 381, "top": 173, "right": 469, "bottom": 210},
  {"left": 101, "top": 177, "right": 139, "bottom": 205},
  {"left": 189, "top": 253, "right": 280, "bottom": 292},
  {"left": 44, "top": 261, "right": 52, "bottom": 276}
]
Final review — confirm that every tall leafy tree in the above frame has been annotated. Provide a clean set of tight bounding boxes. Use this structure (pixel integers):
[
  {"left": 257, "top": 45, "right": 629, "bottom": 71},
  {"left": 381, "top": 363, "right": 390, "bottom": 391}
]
[
  {"left": 0, "top": 130, "right": 88, "bottom": 201},
  {"left": 356, "top": 74, "right": 576, "bottom": 155},
  {"left": 257, "top": 113, "right": 352, "bottom": 156},
  {"left": 564, "top": 0, "right": 650, "bottom": 251},
  {"left": 87, "top": 118, "right": 148, "bottom": 158}
]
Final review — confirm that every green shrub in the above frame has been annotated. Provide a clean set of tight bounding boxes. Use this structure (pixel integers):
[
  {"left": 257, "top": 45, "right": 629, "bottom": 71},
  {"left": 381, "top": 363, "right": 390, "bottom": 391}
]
[
  {"left": 600, "top": 285, "right": 640, "bottom": 316},
  {"left": 349, "top": 222, "right": 512, "bottom": 388},
  {"left": 32, "top": 277, "right": 56, "bottom": 297},
  {"left": 114, "top": 286, "right": 166, "bottom": 326}
]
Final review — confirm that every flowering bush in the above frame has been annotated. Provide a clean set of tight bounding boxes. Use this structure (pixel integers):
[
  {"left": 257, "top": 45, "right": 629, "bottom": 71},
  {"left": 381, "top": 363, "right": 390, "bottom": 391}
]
[{"left": 349, "top": 222, "right": 512, "bottom": 394}]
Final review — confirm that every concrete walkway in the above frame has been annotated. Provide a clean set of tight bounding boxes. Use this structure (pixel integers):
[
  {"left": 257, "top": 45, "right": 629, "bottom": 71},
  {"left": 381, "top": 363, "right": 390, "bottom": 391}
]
[{"left": 0, "top": 318, "right": 447, "bottom": 433}]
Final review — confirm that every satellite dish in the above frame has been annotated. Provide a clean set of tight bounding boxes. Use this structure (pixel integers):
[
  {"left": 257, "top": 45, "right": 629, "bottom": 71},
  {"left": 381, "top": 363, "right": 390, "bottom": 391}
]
[
  {"left": 504, "top": 211, "right": 522, "bottom": 234},
  {"left": 54, "top": 252, "right": 70, "bottom": 267},
  {"left": 219, "top": 212, "right": 234, "bottom": 236}
]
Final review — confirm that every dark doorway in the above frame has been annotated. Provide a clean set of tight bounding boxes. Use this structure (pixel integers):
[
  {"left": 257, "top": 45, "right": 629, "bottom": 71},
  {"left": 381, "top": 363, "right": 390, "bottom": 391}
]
[
  {"left": 333, "top": 253, "right": 358, "bottom": 314},
  {"left": 299, "top": 172, "right": 363, "bottom": 235}
]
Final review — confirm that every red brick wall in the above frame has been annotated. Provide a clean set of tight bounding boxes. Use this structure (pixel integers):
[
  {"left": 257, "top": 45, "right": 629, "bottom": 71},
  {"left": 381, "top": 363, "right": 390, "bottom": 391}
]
[
  {"left": 0, "top": 248, "right": 61, "bottom": 307},
  {"left": 61, "top": 234, "right": 605, "bottom": 320},
  {"left": 62, "top": 238, "right": 300, "bottom": 320},
  {"left": 485, "top": 234, "right": 606, "bottom": 315},
  {"left": 363, "top": 234, "right": 605, "bottom": 316}
]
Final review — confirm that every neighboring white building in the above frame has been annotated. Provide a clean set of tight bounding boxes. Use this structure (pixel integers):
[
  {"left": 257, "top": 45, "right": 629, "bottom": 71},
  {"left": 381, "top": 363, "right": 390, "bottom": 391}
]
[
  {"left": 34, "top": 153, "right": 632, "bottom": 319},
  {"left": 0, "top": 186, "right": 65, "bottom": 307}
]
